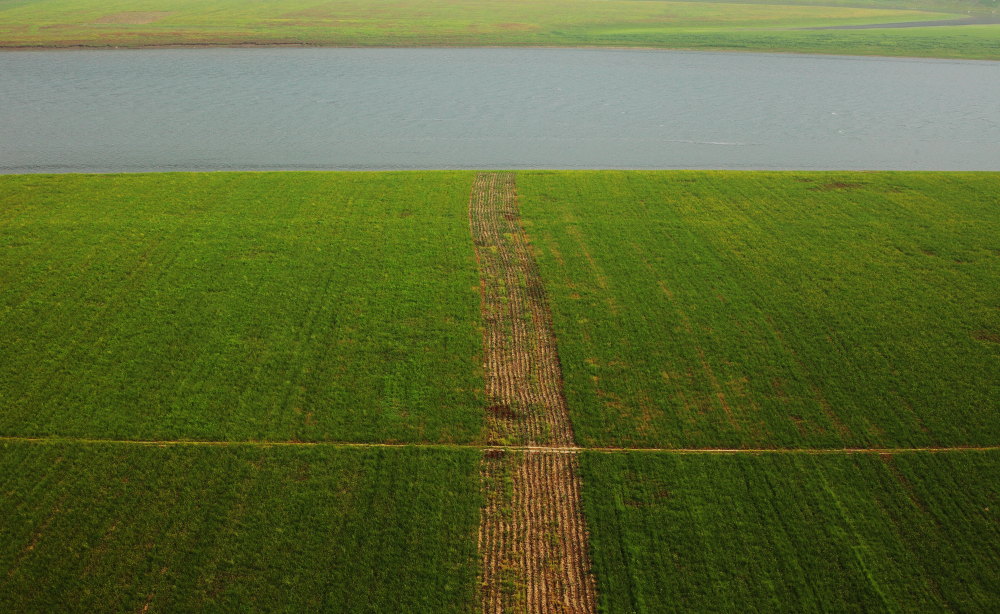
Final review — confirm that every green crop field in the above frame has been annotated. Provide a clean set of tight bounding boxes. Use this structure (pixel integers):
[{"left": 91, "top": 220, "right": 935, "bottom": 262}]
[
  {"left": 0, "top": 0, "right": 998, "bottom": 60},
  {"left": 2, "top": 170, "right": 1000, "bottom": 610},
  {"left": 0, "top": 441, "right": 482, "bottom": 612},
  {"left": 518, "top": 171, "right": 1000, "bottom": 449},
  {"left": 3, "top": 171, "right": 998, "bottom": 450},
  {"left": 0, "top": 172, "right": 484, "bottom": 443},
  {"left": 580, "top": 450, "right": 1000, "bottom": 612}
]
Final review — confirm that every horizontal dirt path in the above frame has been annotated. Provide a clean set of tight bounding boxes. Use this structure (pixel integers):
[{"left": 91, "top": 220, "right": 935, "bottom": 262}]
[
  {"left": 3, "top": 436, "right": 997, "bottom": 455},
  {"left": 470, "top": 172, "right": 598, "bottom": 613}
]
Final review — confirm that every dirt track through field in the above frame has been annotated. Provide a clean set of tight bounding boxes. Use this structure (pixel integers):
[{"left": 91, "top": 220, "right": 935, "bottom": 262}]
[
  {"left": 469, "top": 171, "right": 575, "bottom": 448},
  {"left": 470, "top": 172, "right": 597, "bottom": 613},
  {"left": 478, "top": 450, "right": 598, "bottom": 614}
]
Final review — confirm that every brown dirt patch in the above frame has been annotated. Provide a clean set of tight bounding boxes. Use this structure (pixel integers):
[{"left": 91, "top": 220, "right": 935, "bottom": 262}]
[
  {"left": 487, "top": 403, "right": 521, "bottom": 420},
  {"left": 789, "top": 414, "right": 809, "bottom": 437},
  {"left": 94, "top": 12, "right": 171, "bottom": 25},
  {"left": 811, "top": 181, "right": 865, "bottom": 191},
  {"left": 972, "top": 330, "right": 1000, "bottom": 344},
  {"left": 478, "top": 451, "right": 597, "bottom": 613}
]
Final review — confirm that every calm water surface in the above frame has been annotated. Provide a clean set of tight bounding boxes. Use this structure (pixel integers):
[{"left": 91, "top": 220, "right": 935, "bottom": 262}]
[{"left": 1, "top": 48, "right": 999, "bottom": 172}]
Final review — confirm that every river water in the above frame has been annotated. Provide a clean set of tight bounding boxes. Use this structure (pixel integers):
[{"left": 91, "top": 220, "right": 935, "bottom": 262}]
[{"left": 1, "top": 48, "right": 999, "bottom": 172}]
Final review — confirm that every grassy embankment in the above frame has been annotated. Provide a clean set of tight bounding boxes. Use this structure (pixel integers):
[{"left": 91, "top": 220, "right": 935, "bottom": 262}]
[
  {"left": 2, "top": 172, "right": 999, "bottom": 610},
  {"left": 0, "top": 0, "right": 998, "bottom": 59},
  {"left": 518, "top": 171, "right": 1000, "bottom": 449}
]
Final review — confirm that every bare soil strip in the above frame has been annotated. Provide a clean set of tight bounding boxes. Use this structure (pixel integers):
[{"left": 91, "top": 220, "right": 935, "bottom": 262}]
[
  {"left": 470, "top": 172, "right": 598, "bottom": 613},
  {"left": 469, "top": 171, "right": 575, "bottom": 448},
  {"left": 479, "top": 450, "right": 598, "bottom": 614}
]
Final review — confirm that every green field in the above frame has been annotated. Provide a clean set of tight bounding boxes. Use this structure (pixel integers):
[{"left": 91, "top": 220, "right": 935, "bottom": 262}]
[
  {"left": 3, "top": 171, "right": 998, "bottom": 449},
  {"left": 1, "top": 0, "right": 998, "bottom": 60},
  {"left": 580, "top": 450, "right": 1000, "bottom": 612},
  {"left": 2, "top": 171, "right": 1000, "bottom": 610},
  {"left": 0, "top": 441, "right": 482, "bottom": 612},
  {"left": 518, "top": 171, "right": 1000, "bottom": 449},
  {"left": 0, "top": 172, "right": 484, "bottom": 443}
]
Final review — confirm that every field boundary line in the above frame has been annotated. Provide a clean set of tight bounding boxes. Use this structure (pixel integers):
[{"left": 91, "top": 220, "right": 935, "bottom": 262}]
[{"left": 1, "top": 436, "right": 999, "bottom": 455}]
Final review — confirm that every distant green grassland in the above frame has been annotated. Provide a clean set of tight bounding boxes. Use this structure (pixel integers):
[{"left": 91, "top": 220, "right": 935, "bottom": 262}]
[
  {"left": 580, "top": 450, "right": 1000, "bottom": 612},
  {"left": 0, "top": 0, "right": 997, "bottom": 59},
  {"left": 0, "top": 172, "right": 484, "bottom": 443},
  {"left": 0, "top": 441, "right": 481, "bottom": 612},
  {"left": 518, "top": 171, "right": 1000, "bottom": 449}
]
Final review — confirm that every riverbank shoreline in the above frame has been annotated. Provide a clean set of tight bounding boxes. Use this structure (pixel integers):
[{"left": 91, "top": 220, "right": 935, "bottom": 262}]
[{"left": 2, "top": 41, "right": 999, "bottom": 63}]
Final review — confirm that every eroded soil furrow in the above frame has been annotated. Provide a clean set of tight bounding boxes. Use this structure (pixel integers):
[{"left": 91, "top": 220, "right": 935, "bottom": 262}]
[{"left": 470, "top": 172, "right": 597, "bottom": 613}]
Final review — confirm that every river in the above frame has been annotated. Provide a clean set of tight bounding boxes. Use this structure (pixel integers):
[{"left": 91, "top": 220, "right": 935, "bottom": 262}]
[{"left": 2, "top": 47, "right": 998, "bottom": 172}]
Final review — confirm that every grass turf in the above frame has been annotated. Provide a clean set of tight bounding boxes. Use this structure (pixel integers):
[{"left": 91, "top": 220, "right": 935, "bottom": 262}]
[
  {"left": 518, "top": 171, "right": 1000, "bottom": 449},
  {"left": 0, "top": 172, "right": 484, "bottom": 443},
  {"left": 579, "top": 450, "right": 1000, "bottom": 612},
  {"left": 0, "top": 441, "right": 482, "bottom": 612},
  {"left": 1, "top": 0, "right": 998, "bottom": 60}
]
